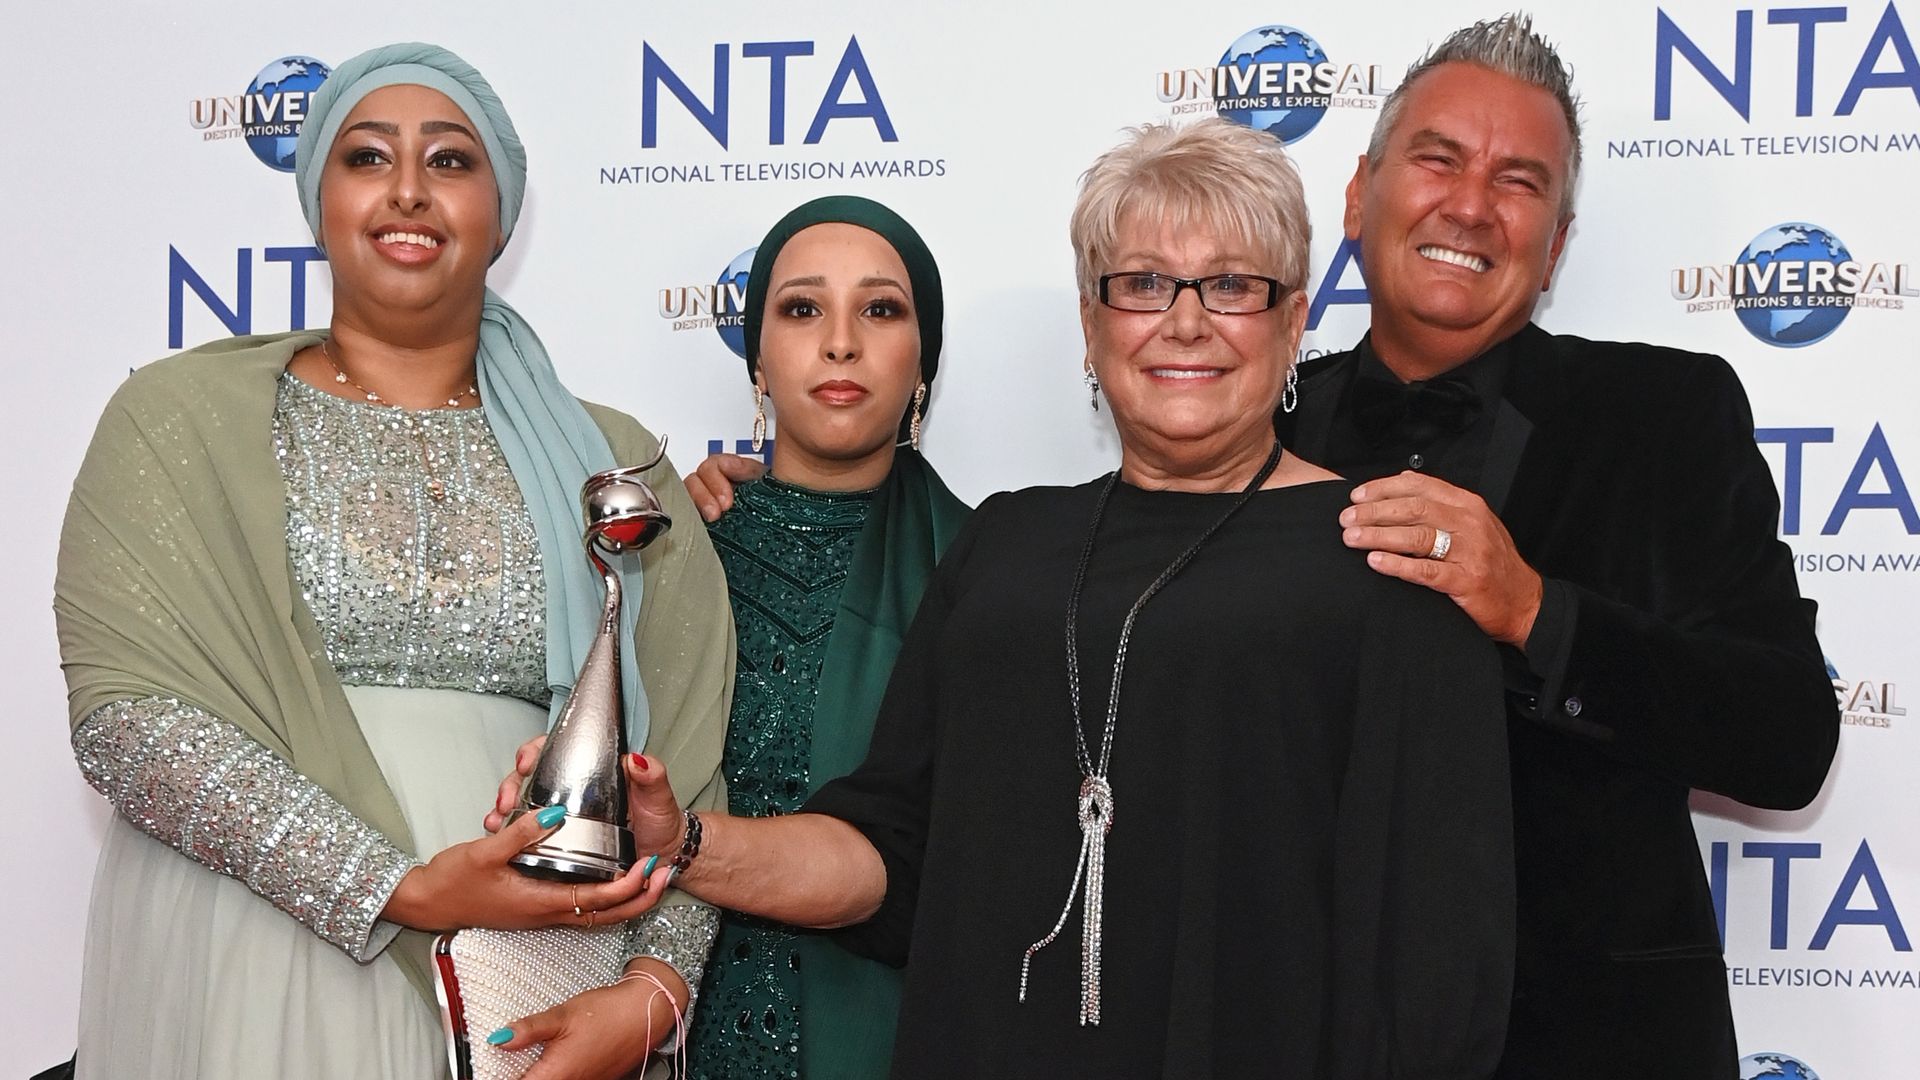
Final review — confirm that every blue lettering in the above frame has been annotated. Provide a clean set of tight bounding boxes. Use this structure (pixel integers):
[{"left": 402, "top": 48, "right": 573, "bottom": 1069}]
[
  {"left": 1744, "top": 841, "right": 1823, "bottom": 949},
  {"left": 742, "top": 41, "right": 813, "bottom": 145},
  {"left": 1837, "top": 2, "right": 1920, "bottom": 114},
  {"left": 1821, "top": 422, "right": 1920, "bottom": 534},
  {"left": 1655, "top": 8, "right": 1753, "bottom": 120},
  {"left": 707, "top": 437, "right": 773, "bottom": 466},
  {"left": 642, "top": 43, "right": 729, "bottom": 149},
  {"left": 263, "top": 246, "right": 325, "bottom": 331},
  {"left": 1710, "top": 840, "right": 1730, "bottom": 948},
  {"left": 1756, "top": 426, "right": 1836, "bottom": 535},
  {"left": 1770, "top": 7, "right": 1850, "bottom": 116},
  {"left": 1307, "top": 236, "right": 1370, "bottom": 331},
  {"left": 168, "top": 246, "right": 251, "bottom": 349},
  {"left": 803, "top": 37, "right": 897, "bottom": 145},
  {"left": 1810, "top": 840, "right": 1912, "bottom": 950}
]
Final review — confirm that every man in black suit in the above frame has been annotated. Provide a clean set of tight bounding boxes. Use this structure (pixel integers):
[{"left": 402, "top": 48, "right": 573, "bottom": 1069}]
[{"left": 1286, "top": 14, "right": 1839, "bottom": 1079}]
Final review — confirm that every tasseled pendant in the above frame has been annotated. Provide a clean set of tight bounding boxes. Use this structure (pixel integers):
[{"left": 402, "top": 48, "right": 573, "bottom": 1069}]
[{"left": 1019, "top": 774, "right": 1115, "bottom": 1025}]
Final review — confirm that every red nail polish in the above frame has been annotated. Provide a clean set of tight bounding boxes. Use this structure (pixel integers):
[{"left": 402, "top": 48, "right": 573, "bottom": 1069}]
[{"left": 631, "top": 753, "right": 647, "bottom": 771}]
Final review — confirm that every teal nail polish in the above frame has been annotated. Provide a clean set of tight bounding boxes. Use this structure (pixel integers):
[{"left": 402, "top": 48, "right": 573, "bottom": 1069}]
[
  {"left": 641, "top": 855, "right": 659, "bottom": 877},
  {"left": 486, "top": 1027, "right": 514, "bottom": 1046},
  {"left": 536, "top": 805, "right": 566, "bottom": 828}
]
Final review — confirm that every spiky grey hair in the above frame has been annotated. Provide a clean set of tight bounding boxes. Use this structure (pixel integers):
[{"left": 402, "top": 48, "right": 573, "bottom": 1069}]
[{"left": 1367, "top": 13, "right": 1583, "bottom": 217}]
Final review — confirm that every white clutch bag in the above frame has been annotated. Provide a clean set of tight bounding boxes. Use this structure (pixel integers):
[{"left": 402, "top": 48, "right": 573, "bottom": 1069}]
[{"left": 432, "top": 925, "right": 629, "bottom": 1080}]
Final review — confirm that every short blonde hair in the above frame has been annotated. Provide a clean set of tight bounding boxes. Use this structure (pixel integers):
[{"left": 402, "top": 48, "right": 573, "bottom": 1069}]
[{"left": 1071, "top": 118, "right": 1310, "bottom": 298}]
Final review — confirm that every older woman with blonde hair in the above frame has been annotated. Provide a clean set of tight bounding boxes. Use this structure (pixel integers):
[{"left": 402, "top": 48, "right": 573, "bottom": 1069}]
[{"left": 506, "top": 117, "right": 1515, "bottom": 1078}]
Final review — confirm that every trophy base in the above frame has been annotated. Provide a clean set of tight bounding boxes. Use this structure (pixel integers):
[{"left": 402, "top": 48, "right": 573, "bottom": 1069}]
[{"left": 506, "top": 810, "right": 636, "bottom": 883}]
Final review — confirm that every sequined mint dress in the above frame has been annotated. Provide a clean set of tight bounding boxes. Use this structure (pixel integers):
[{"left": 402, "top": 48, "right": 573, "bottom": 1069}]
[
  {"left": 686, "top": 477, "right": 873, "bottom": 1079},
  {"left": 71, "top": 373, "right": 719, "bottom": 1080}
]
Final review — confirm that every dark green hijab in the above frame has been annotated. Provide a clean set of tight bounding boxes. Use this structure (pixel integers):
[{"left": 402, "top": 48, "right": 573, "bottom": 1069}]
[
  {"left": 740, "top": 196, "right": 967, "bottom": 1078},
  {"left": 743, "top": 195, "right": 944, "bottom": 440}
]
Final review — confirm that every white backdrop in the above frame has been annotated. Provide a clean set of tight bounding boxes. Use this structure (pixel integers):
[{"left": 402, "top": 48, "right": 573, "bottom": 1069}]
[{"left": 3, "top": 2, "right": 1915, "bottom": 1075}]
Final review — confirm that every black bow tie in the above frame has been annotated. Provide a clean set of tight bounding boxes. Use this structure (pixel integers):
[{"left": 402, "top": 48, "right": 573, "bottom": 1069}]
[{"left": 1349, "top": 371, "right": 1484, "bottom": 445}]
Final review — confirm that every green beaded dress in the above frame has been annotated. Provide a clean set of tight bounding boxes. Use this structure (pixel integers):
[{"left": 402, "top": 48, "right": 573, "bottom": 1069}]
[{"left": 688, "top": 476, "right": 874, "bottom": 1080}]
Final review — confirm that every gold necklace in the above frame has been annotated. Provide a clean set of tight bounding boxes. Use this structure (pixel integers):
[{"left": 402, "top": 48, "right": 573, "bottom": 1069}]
[
  {"left": 321, "top": 339, "right": 478, "bottom": 501},
  {"left": 321, "top": 338, "right": 478, "bottom": 407}
]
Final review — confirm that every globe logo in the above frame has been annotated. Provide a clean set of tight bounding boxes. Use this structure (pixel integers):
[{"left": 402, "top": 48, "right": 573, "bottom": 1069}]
[
  {"left": 1733, "top": 222, "right": 1853, "bottom": 348},
  {"left": 1213, "top": 26, "right": 1332, "bottom": 145},
  {"left": 1739, "top": 1051, "right": 1820, "bottom": 1079},
  {"left": 714, "top": 247, "right": 757, "bottom": 359},
  {"left": 242, "top": 56, "right": 331, "bottom": 172}
]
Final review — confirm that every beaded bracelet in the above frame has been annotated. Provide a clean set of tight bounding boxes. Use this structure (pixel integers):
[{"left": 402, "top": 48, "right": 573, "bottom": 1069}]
[{"left": 669, "top": 809, "right": 703, "bottom": 875}]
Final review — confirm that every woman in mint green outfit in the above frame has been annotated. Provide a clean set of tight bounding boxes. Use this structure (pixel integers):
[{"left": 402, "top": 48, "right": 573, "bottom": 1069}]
[
  {"left": 55, "top": 44, "right": 730, "bottom": 1080},
  {"left": 682, "top": 197, "right": 969, "bottom": 1079}
]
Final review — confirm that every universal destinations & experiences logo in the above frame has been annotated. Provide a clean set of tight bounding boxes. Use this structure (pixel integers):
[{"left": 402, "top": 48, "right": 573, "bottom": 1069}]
[
  {"left": 188, "top": 55, "right": 332, "bottom": 172},
  {"left": 1153, "top": 24, "right": 1388, "bottom": 142}
]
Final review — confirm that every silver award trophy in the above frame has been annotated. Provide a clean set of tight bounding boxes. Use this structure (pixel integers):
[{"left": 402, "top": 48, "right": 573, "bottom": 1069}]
[{"left": 507, "top": 444, "right": 674, "bottom": 882}]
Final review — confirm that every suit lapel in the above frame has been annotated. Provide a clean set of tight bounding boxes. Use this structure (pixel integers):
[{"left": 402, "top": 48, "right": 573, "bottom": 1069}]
[
  {"left": 1487, "top": 324, "right": 1577, "bottom": 531},
  {"left": 1481, "top": 400, "right": 1531, "bottom": 516}
]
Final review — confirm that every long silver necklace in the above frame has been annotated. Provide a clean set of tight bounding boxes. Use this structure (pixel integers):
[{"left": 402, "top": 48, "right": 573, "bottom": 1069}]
[{"left": 1019, "top": 440, "right": 1283, "bottom": 1025}]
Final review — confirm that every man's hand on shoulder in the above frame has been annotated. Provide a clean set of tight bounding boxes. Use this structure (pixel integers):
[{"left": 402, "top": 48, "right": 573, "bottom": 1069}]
[
  {"left": 684, "top": 453, "right": 768, "bottom": 522},
  {"left": 1339, "top": 471, "right": 1544, "bottom": 647}
]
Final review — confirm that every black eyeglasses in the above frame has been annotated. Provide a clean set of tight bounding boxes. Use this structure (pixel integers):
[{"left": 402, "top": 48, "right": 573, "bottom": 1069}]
[{"left": 1097, "top": 272, "right": 1289, "bottom": 315}]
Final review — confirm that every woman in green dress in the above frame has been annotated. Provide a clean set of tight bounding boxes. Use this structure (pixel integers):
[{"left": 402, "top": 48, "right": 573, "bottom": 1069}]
[
  {"left": 55, "top": 44, "right": 730, "bottom": 1080},
  {"left": 691, "top": 196, "right": 968, "bottom": 1079},
  {"left": 499, "top": 196, "right": 967, "bottom": 1078}
]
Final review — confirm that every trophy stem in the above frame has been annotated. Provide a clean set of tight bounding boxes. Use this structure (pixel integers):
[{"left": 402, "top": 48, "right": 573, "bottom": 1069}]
[{"left": 508, "top": 458, "right": 674, "bottom": 883}]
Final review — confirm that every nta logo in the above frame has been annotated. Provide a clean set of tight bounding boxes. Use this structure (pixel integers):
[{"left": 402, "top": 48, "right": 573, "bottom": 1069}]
[
  {"left": 1655, "top": 3, "right": 1919, "bottom": 120},
  {"left": 188, "top": 56, "right": 332, "bottom": 172},
  {"left": 641, "top": 38, "right": 895, "bottom": 150}
]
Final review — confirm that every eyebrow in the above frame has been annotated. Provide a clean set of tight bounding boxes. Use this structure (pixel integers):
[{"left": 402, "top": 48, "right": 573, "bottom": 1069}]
[
  {"left": 776, "top": 275, "right": 909, "bottom": 291},
  {"left": 1109, "top": 253, "right": 1252, "bottom": 270},
  {"left": 342, "top": 119, "right": 478, "bottom": 141},
  {"left": 1406, "top": 128, "right": 1556, "bottom": 187}
]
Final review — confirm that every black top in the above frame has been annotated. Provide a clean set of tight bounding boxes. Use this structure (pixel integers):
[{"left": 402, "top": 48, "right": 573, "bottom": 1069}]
[{"left": 806, "top": 477, "right": 1513, "bottom": 1079}]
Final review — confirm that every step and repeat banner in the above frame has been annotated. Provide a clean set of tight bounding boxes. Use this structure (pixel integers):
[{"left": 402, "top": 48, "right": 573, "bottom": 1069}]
[{"left": 3, "top": 1, "right": 1915, "bottom": 1074}]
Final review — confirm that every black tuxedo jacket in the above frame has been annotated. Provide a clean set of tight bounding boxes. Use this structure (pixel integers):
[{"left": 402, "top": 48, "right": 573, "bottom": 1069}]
[{"left": 1285, "top": 325, "right": 1838, "bottom": 1079}]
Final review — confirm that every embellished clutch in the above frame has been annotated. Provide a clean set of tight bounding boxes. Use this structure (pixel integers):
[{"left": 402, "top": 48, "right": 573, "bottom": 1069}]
[{"left": 432, "top": 925, "right": 629, "bottom": 1080}]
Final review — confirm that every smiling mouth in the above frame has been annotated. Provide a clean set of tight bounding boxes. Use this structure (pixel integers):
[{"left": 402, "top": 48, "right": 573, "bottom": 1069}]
[
  {"left": 376, "top": 231, "right": 441, "bottom": 249},
  {"left": 1147, "top": 367, "right": 1224, "bottom": 381},
  {"left": 1418, "top": 245, "right": 1490, "bottom": 273}
]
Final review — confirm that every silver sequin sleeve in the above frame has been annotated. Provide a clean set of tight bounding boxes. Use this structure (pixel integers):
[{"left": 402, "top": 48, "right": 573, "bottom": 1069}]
[
  {"left": 73, "top": 697, "right": 421, "bottom": 961},
  {"left": 627, "top": 901, "right": 720, "bottom": 1023}
]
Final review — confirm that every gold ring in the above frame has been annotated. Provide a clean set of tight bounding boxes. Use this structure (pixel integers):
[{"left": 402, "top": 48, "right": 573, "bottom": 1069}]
[
  {"left": 571, "top": 884, "right": 582, "bottom": 918},
  {"left": 584, "top": 909, "right": 597, "bottom": 928}
]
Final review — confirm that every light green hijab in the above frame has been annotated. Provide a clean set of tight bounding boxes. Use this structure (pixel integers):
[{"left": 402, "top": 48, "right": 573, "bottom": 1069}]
[{"left": 293, "top": 42, "right": 650, "bottom": 747}]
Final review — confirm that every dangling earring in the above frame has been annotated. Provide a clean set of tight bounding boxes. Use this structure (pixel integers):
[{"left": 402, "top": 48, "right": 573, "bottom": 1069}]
[
  {"left": 908, "top": 382, "right": 927, "bottom": 451},
  {"left": 751, "top": 383, "right": 768, "bottom": 452},
  {"left": 1282, "top": 363, "right": 1299, "bottom": 414},
  {"left": 1084, "top": 368, "right": 1101, "bottom": 412}
]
